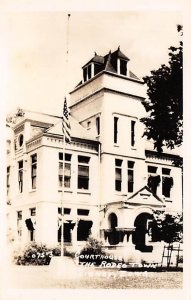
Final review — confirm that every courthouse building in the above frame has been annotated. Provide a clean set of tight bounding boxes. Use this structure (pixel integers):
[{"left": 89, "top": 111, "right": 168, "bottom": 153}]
[{"left": 6, "top": 47, "right": 182, "bottom": 256}]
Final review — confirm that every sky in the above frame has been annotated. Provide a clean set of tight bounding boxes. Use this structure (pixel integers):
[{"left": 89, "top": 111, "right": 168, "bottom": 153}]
[
  {"left": 1, "top": 2, "right": 191, "bottom": 297},
  {"left": 1, "top": 8, "right": 183, "bottom": 117}
]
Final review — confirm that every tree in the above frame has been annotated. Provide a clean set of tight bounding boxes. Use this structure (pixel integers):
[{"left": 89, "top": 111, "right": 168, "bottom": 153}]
[
  {"left": 141, "top": 25, "right": 183, "bottom": 153},
  {"left": 150, "top": 210, "right": 183, "bottom": 245}
]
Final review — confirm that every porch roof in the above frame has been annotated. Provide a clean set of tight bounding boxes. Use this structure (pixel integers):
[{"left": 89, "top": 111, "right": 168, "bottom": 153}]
[{"left": 126, "top": 186, "right": 165, "bottom": 207}]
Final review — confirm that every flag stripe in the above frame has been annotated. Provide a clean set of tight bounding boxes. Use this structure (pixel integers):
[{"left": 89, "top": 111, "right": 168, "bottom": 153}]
[{"left": 62, "top": 98, "right": 71, "bottom": 143}]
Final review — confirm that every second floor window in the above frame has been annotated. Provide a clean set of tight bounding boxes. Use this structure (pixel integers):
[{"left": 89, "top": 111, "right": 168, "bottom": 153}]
[
  {"left": 147, "top": 165, "right": 160, "bottom": 195},
  {"left": 115, "top": 159, "right": 122, "bottom": 192},
  {"left": 131, "top": 120, "right": 136, "bottom": 147},
  {"left": 162, "top": 168, "right": 173, "bottom": 198},
  {"left": 64, "top": 154, "right": 72, "bottom": 188},
  {"left": 18, "top": 160, "right": 23, "bottom": 193},
  {"left": 127, "top": 161, "right": 134, "bottom": 193},
  {"left": 58, "top": 153, "right": 72, "bottom": 188},
  {"left": 31, "top": 154, "right": 37, "bottom": 190},
  {"left": 114, "top": 117, "right": 118, "bottom": 144},
  {"left": 78, "top": 156, "right": 90, "bottom": 190}
]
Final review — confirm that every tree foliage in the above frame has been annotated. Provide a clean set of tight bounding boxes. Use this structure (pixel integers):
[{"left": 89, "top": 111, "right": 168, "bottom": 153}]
[
  {"left": 151, "top": 210, "right": 183, "bottom": 245},
  {"left": 141, "top": 25, "right": 183, "bottom": 153}
]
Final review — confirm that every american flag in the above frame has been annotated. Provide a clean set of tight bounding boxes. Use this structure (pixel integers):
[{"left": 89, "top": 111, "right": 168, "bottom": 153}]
[{"left": 62, "top": 98, "right": 71, "bottom": 143}]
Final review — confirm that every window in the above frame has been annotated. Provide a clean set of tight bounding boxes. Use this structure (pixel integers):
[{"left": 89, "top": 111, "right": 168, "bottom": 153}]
[
  {"left": 131, "top": 120, "right": 136, "bottom": 147},
  {"left": 30, "top": 208, "right": 36, "bottom": 216},
  {"left": 58, "top": 153, "right": 72, "bottom": 188},
  {"left": 77, "top": 209, "right": 89, "bottom": 216},
  {"left": 162, "top": 168, "right": 171, "bottom": 175},
  {"left": 64, "top": 154, "right": 72, "bottom": 188},
  {"left": 25, "top": 210, "right": 36, "bottom": 241},
  {"left": 96, "top": 117, "right": 100, "bottom": 136},
  {"left": 83, "top": 64, "right": 92, "bottom": 82},
  {"left": 31, "top": 154, "right": 37, "bottom": 189},
  {"left": 83, "top": 67, "right": 87, "bottom": 82},
  {"left": 7, "top": 166, "right": 10, "bottom": 196},
  {"left": 120, "top": 59, "right": 127, "bottom": 76},
  {"left": 108, "top": 213, "right": 119, "bottom": 245},
  {"left": 17, "top": 211, "right": 22, "bottom": 237},
  {"left": 109, "top": 213, "right": 118, "bottom": 229},
  {"left": 58, "top": 208, "right": 71, "bottom": 215},
  {"left": 78, "top": 156, "right": 90, "bottom": 190},
  {"left": 18, "top": 134, "right": 24, "bottom": 147},
  {"left": 17, "top": 211, "right": 22, "bottom": 220},
  {"left": 87, "top": 121, "right": 91, "bottom": 129},
  {"left": 58, "top": 160, "right": 63, "bottom": 188},
  {"left": 115, "top": 159, "right": 122, "bottom": 192},
  {"left": 18, "top": 160, "right": 23, "bottom": 193},
  {"left": 57, "top": 208, "right": 74, "bottom": 243},
  {"left": 114, "top": 117, "right": 118, "bottom": 144},
  {"left": 87, "top": 64, "right": 91, "bottom": 79},
  {"left": 30, "top": 208, "right": 36, "bottom": 241},
  {"left": 162, "top": 168, "right": 173, "bottom": 198},
  {"left": 94, "top": 63, "right": 102, "bottom": 75},
  {"left": 127, "top": 161, "right": 134, "bottom": 193},
  {"left": 77, "top": 220, "right": 93, "bottom": 241},
  {"left": 148, "top": 166, "right": 157, "bottom": 174},
  {"left": 147, "top": 165, "right": 160, "bottom": 195}
]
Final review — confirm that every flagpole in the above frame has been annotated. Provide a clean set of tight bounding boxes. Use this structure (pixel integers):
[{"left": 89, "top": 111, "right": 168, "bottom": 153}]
[
  {"left": 60, "top": 13, "right": 71, "bottom": 258},
  {"left": 61, "top": 136, "right": 65, "bottom": 257}
]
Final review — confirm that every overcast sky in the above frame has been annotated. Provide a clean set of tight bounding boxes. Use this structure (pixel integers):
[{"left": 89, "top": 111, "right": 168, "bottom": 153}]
[{"left": 2, "top": 9, "right": 182, "bottom": 116}]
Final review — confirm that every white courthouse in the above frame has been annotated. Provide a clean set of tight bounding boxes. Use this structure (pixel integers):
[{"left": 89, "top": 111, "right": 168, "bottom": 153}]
[{"left": 6, "top": 48, "right": 182, "bottom": 256}]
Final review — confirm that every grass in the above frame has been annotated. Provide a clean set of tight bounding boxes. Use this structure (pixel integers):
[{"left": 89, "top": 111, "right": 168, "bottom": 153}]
[{"left": 7, "top": 265, "right": 183, "bottom": 289}]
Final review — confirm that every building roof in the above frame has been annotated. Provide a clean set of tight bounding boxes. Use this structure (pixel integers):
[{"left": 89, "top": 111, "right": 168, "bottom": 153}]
[
  {"left": 81, "top": 47, "right": 140, "bottom": 81},
  {"left": 127, "top": 185, "right": 163, "bottom": 203},
  {"left": 46, "top": 115, "right": 97, "bottom": 141},
  {"left": 7, "top": 109, "right": 98, "bottom": 142},
  {"left": 83, "top": 53, "right": 105, "bottom": 67},
  {"left": 9, "top": 110, "right": 60, "bottom": 128},
  {"left": 111, "top": 47, "right": 130, "bottom": 60}
]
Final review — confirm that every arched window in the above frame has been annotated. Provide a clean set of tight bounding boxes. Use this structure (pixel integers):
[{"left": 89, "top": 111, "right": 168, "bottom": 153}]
[{"left": 108, "top": 213, "right": 118, "bottom": 229}]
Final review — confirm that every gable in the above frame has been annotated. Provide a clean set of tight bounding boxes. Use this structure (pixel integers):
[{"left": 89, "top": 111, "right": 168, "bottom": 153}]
[{"left": 126, "top": 186, "right": 165, "bottom": 208}]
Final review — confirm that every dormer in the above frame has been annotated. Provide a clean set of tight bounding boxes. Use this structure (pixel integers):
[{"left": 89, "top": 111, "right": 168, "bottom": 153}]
[
  {"left": 81, "top": 47, "right": 138, "bottom": 85},
  {"left": 82, "top": 52, "right": 104, "bottom": 82},
  {"left": 110, "top": 46, "right": 130, "bottom": 76}
]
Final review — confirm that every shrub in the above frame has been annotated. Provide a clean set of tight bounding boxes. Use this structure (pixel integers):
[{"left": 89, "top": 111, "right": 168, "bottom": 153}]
[
  {"left": 14, "top": 243, "right": 52, "bottom": 265},
  {"left": 79, "top": 236, "right": 108, "bottom": 266},
  {"left": 14, "top": 243, "right": 75, "bottom": 265}
]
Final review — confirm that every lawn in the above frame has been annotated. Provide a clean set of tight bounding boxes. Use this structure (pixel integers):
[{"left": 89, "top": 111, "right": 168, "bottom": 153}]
[{"left": 6, "top": 265, "right": 183, "bottom": 289}]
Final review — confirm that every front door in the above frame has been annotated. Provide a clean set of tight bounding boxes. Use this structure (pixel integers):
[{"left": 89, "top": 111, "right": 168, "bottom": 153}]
[{"left": 132, "top": 213, "right": 153, "bottom": 252}]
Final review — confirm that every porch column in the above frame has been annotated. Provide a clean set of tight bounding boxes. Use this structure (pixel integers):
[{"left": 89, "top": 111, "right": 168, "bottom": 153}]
[
  {"left": 102, "top": 230, "right": 109, "bottom": 245},
  {"left": 128, "top": 232, "right": 134, "bottom": 247}
]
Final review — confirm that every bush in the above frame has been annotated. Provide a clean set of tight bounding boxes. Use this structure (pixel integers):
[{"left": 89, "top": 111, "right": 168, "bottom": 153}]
[
  {"left": 14, "top": 243, "right": 75, "bottom": 265},
  {"left": 81, "top": 236, "right": 104, "bottom": 254},
  {"left": 79, "top": 236, "right": 108, "bottom": 266}
]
